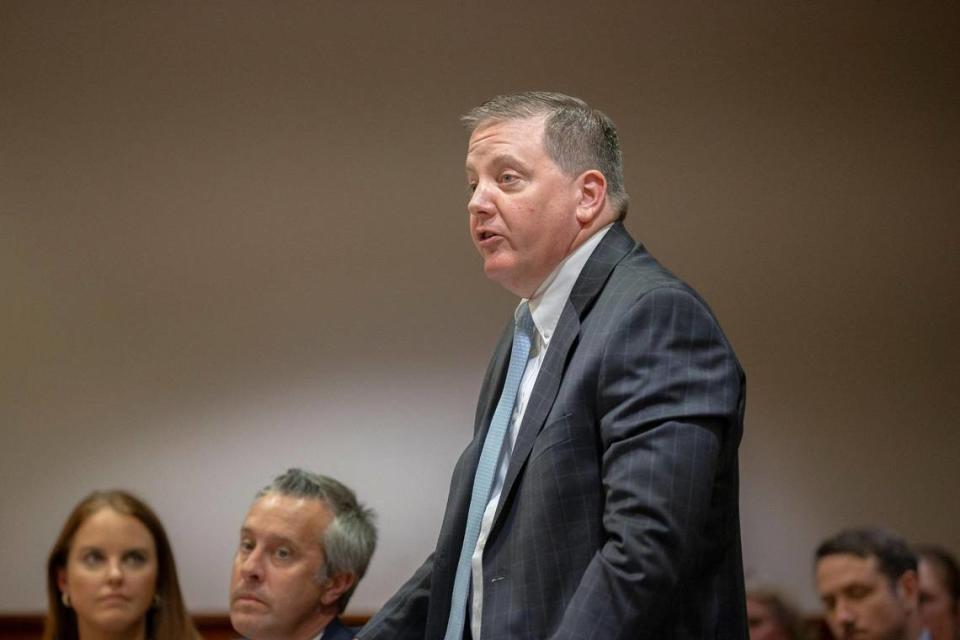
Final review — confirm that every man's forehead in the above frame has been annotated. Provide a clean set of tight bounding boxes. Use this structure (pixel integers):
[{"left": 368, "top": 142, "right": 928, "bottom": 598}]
[
  {"left": 243, "top": 494, "right": 331, "bottom": 538},
  {"left": 917, "top": 559, "right": 941, "bottom": 585},
  {"left": 817, "top": 553, "right": 885, "bottom": 584},
  {"left": 468, "top": 116, "right": 545, "bottom": 152}
]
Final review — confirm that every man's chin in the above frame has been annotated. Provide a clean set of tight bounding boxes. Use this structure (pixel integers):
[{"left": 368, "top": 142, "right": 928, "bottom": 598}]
[
  {"left": 230, "top": 611, "right": 271, "bottom": 639},
  {"left": 483, "top": 263, "right": 532, "bottom": 297},
  {"left": 482, "top": 256, "right": 509, "bottom": 278}
]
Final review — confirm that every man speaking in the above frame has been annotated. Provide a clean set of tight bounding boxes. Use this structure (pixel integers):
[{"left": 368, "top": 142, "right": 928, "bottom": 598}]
[{"left": 359, "top": 91, "right": 747, "bottom": 640}]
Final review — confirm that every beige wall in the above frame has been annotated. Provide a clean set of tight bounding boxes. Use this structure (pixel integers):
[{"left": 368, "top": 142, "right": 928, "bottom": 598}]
[{"left": 2, "top": 1, "right": 957, "bottom": 615}]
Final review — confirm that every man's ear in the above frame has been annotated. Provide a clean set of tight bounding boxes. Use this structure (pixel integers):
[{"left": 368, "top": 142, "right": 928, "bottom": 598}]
[
  {"left": 574, "top": 170, "right": 608, "bottom": 225},
  {"left": 320, "top": 571, "right": 357, "bottom": 608},
  {"left": 896, "top": 569, "right": 920, "bottom": 611}
]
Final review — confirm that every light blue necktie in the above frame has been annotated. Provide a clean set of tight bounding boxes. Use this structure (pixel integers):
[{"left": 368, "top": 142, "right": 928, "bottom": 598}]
[{"left": 444, "top": 302, "right": 535, "bottom": 640}]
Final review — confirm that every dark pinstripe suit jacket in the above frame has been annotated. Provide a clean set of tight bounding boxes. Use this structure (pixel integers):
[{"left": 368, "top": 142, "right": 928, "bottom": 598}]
[{"left": 359, "top": 223, "right": 747, "bottom": 640}]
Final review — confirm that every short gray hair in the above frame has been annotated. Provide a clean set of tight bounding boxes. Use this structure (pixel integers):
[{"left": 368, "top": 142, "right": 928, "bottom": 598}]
[
  {"left": 257, "top": 468, "right": 377, "bottom": 613},
  {"left": 462, "top": 91, "right": 629, "bottom": 219}
]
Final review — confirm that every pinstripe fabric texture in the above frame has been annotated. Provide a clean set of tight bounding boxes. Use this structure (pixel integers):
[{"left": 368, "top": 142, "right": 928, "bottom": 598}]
[
  {"left": 359, "top": 223, "right": 747, "bottom": 640},
  {"left": 444, "top": 303, "right": 534, "bottom": 640}
]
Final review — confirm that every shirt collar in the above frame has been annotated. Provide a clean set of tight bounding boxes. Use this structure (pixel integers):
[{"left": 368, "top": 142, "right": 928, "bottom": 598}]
[{"left": 520, "top": 224, "right": 613, "bottom": 343}]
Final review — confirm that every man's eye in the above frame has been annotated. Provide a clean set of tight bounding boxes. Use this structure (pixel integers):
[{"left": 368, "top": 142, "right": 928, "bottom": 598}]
[
  {"left": 467, "top": 183, "right": 477, "bottom": 193},
  {"left": 275, "top": 547, "right": 292, "bottom": 560},
  {"left": 847, "top": 586, "right": 871, "bottom": 600},
  {"left": 500, "top": 173, "right": 518, "bottom": 184},
  {"left": 239, "top": 538, "right": 255, "bottom": 552}
]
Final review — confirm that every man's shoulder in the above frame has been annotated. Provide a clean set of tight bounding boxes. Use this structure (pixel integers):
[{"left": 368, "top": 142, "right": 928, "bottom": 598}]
[
  {"left": 589, "top": 223, "right": 691, "bottom": 297},
  {"left": 592, "top": 235, "right": 737, "bottom": 355},
  {"left": 603, "top": 242, "right": 702, "bottom": 308}
]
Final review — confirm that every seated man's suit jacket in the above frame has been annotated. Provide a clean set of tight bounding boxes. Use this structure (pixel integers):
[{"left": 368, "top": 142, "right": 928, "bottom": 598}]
[
  {"left": 359, "top": 222, "right": 747, "bottom": 640},
  {"left": 237, "top": 617, "right": 353, "bottom": 640},
  {"left": 322, "top": 617, "right": 355, "bottom": 640}
]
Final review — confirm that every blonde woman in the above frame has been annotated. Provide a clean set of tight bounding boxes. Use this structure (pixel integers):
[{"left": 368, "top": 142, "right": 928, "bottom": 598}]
[{"left": 43, "top": 490, "right": 199, "bottom": 640}]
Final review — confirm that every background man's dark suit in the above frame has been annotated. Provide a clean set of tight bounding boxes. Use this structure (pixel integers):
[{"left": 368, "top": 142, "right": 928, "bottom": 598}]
[
  {"left": 321, "top": 617, "right": 355, "bottom": 640},
  {"left": 240, "top": 618, "right": 353, "bottom": 640},
  {"left": 359, "top": 222, "right": 747, "bottom": 639}
]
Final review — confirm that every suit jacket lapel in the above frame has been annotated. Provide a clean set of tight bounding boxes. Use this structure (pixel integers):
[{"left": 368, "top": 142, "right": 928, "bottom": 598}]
[{"left": 490, "top": 222, "right": 637, "bottom": 528}]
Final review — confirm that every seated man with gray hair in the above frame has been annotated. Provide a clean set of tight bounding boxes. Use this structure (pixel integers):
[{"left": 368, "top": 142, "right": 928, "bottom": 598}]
[{"left": 229, "top": 468, "right": 377, "bottom": 640}]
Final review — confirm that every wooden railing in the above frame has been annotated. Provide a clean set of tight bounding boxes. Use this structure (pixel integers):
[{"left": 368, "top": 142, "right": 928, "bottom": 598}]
[
  {"left": 0, "top": 614, "right": 371, "bottom": 640},
  {"left": 1, "top": 613, "right": 830, "bottom": 640}
]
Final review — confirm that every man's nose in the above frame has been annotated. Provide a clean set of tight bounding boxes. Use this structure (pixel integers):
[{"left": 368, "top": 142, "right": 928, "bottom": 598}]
[
  {"left": 239, "top": 549, "right": 264, "bottom": 582},
  {"left": 467, "top": 182, "right": 493, "bottom": 217},
  {"left": 835, "top": 599, "right": 857, "bottom": 625}
]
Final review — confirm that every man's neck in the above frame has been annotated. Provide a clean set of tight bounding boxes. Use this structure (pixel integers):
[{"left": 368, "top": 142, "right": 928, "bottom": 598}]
[{"left": 284, "top": 612, "right": 336, "bottom": 640}]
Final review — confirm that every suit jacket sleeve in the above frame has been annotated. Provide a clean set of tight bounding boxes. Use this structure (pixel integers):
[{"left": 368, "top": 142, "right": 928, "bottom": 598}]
[
  {"left": 551, "top": 286, "right": 744, "bottom": 640},
  {"left": 355, "top": 553, "right": 434, "bottom": 640}
]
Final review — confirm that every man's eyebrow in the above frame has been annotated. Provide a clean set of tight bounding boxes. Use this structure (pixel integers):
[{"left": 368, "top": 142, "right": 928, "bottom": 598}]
[
  {"left": 466, "top": 153, "right": 528, "bottom": 173},
  {"left": 489, "top": 153, "right": 526, "bottom": 168},
  {"left": 240, "top": 527, "right": 298, "bottom": 548},
  {"left": 272, "top": 535, "right": 297, "bottom": 548}
]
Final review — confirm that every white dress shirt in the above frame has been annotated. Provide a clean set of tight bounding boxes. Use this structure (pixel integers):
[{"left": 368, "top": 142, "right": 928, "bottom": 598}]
[{"left": 468, "top": 224, "right": 612, "bottom": 639}]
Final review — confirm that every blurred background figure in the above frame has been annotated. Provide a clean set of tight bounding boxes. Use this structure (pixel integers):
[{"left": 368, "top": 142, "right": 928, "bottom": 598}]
[
  {"left": 814, "top": 527, "right": 924, "bottom": 640},
  {"left": 747, "top": 588, "right": 804, "bottom": 640},
  {"left": 43, "top": 490, "right": 199, "bottom": 640},
  {"left": 916, "top": 545, "right": 960, "bottom": 640}
]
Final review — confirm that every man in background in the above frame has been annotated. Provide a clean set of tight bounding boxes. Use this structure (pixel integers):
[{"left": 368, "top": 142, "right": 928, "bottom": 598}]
[
  {"left": 815, "top": 527, "right": 928, "bottom": 640},
  {"left": 916, "top": 545, "right": 960, "bottom": 640},
  {"left": 230, "top": 468, "right": 376, "bottom": 640}
]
